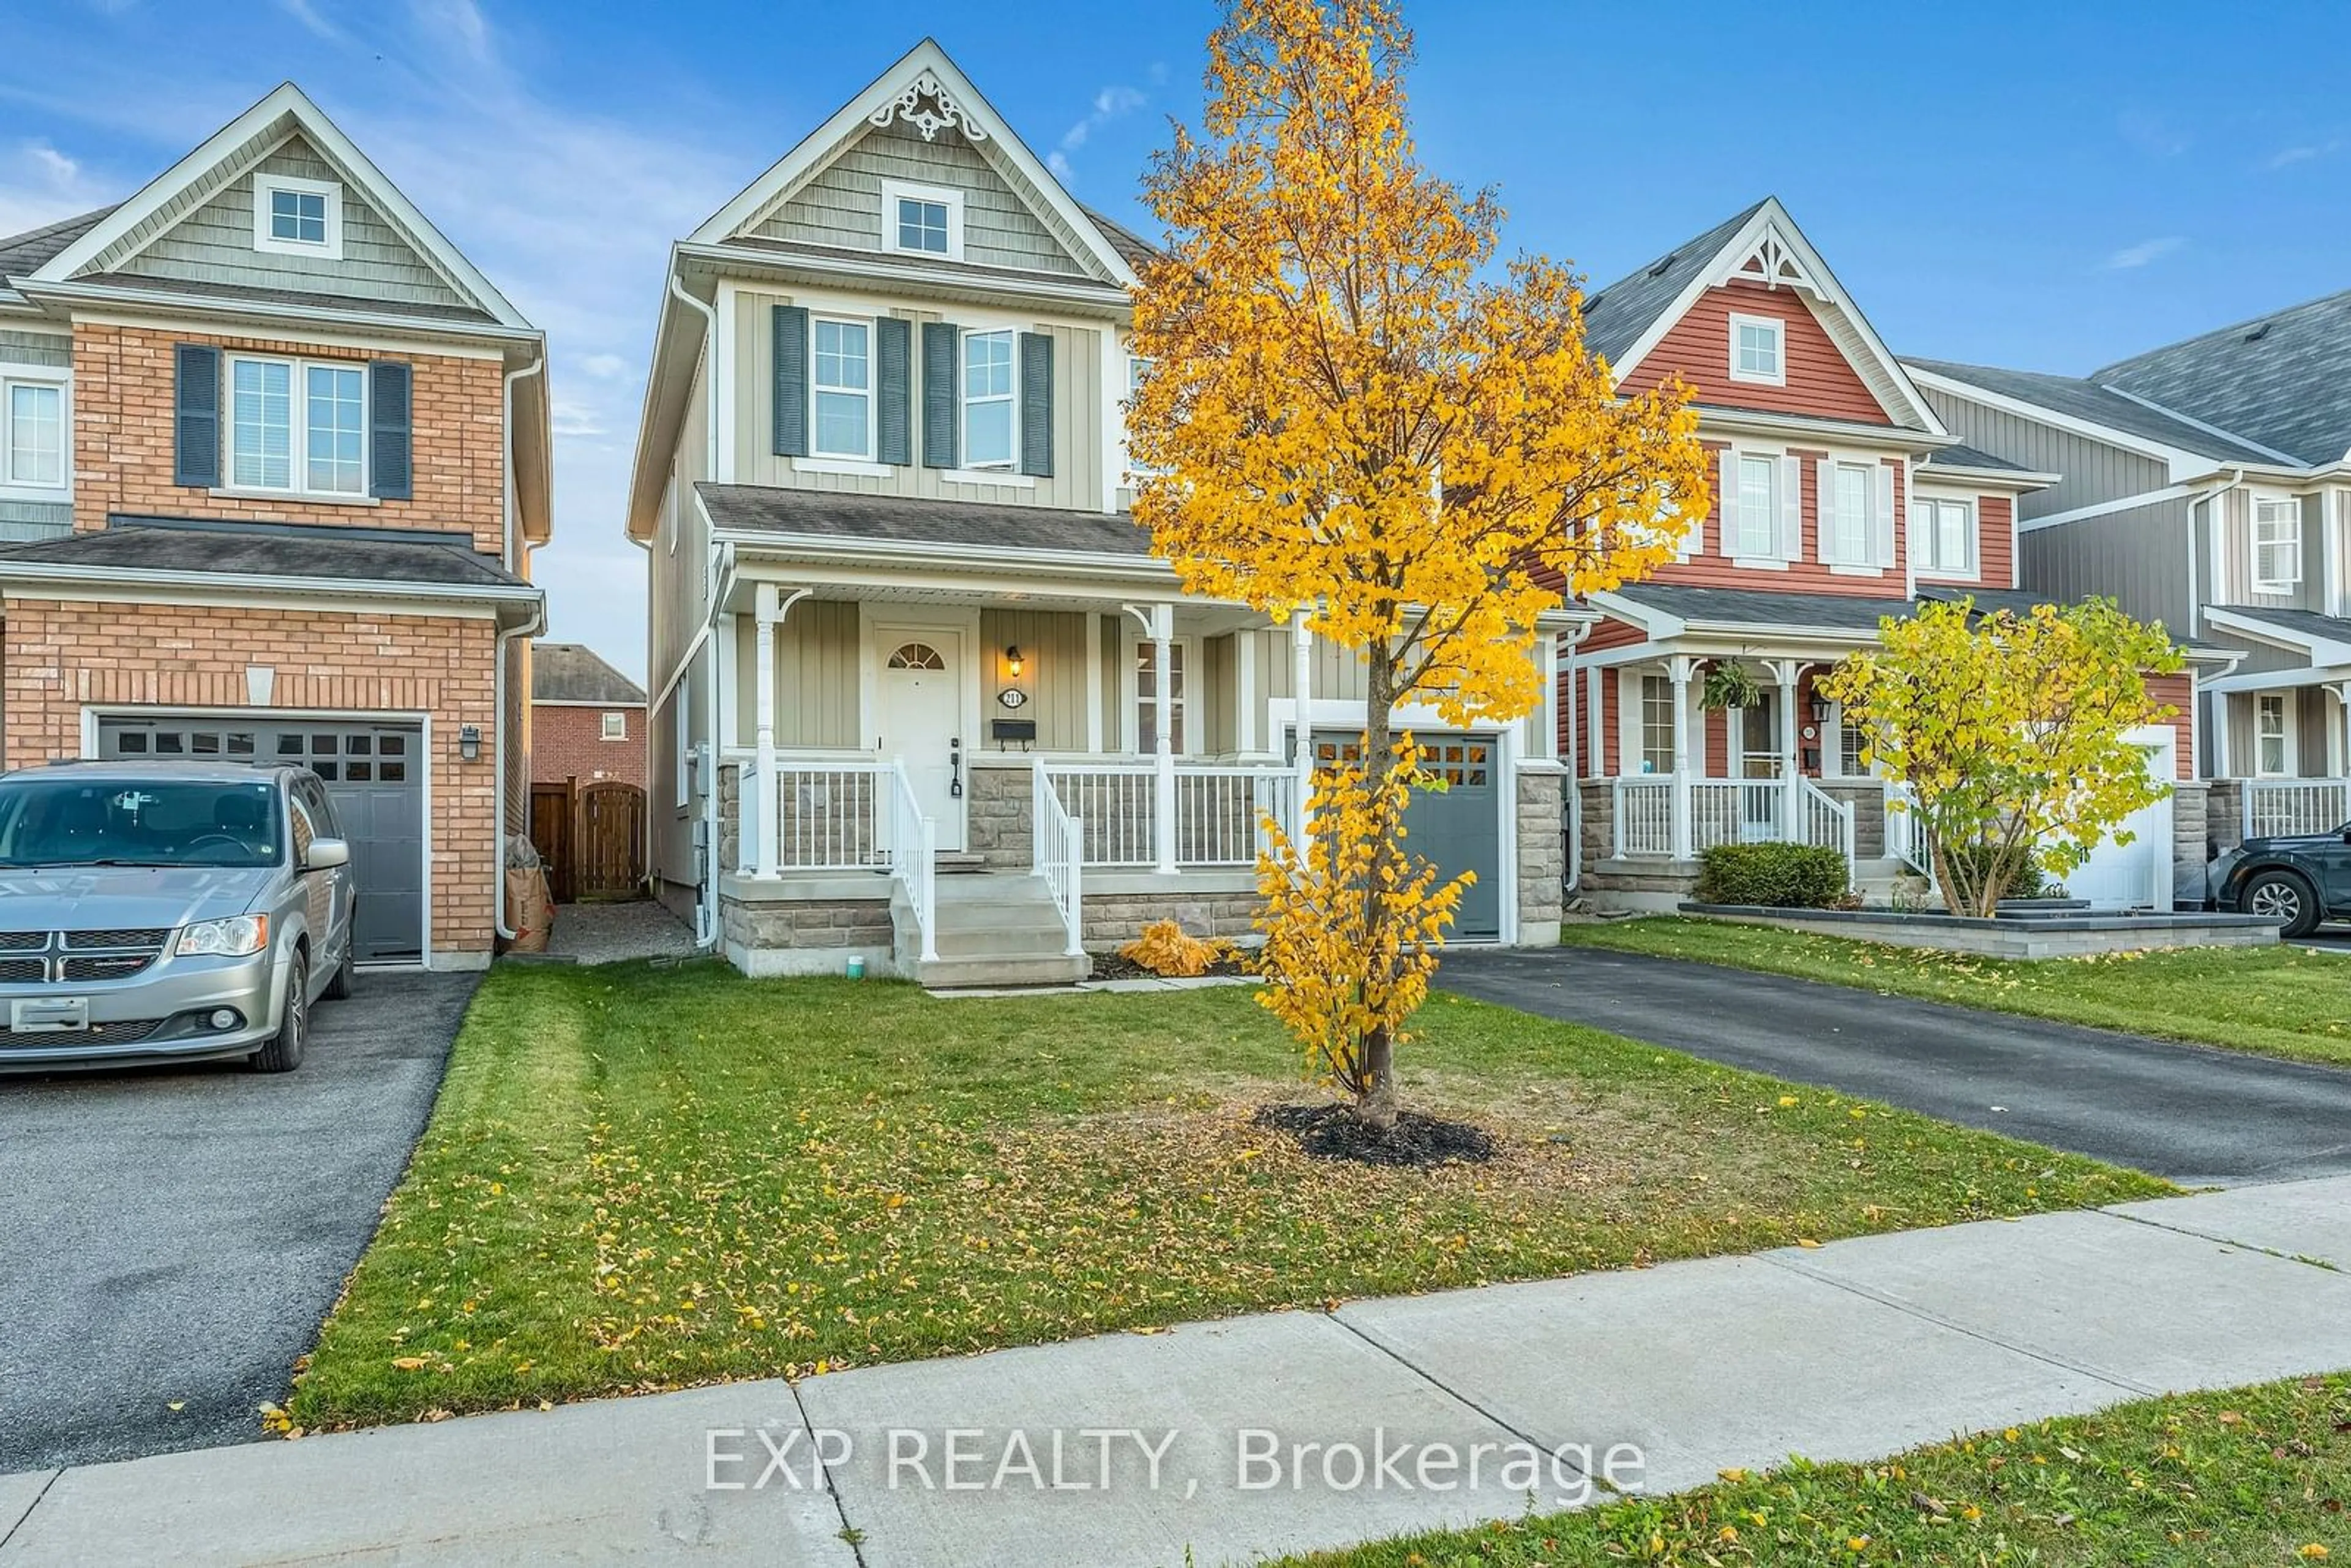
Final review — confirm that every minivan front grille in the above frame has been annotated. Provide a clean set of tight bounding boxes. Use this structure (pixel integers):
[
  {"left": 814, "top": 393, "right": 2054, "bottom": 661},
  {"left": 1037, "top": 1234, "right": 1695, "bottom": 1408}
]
[
  {"left": 65, "top": 928, "right": 170, "bottom": 950},
  {"left": 0, "top": 932, "right": 45, "bottom": 951},
  {"left": 62, "top": 955, "right": 156, "bottom": 982},
  {"left": 0, "top": 1018, "right": 163, "bottom": 1049},
  {"left": 0, "top": 958, "right": 44, "bottom": 983}
]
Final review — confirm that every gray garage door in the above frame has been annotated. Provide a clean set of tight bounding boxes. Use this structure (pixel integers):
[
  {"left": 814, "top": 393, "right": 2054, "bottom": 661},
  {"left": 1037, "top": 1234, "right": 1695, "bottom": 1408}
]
[
  {"left": 1312, "top": 731, "right": 1502, "bottom": 940},
  {"left": 97, "top": 716, "right": 425, "bottom": 963}
]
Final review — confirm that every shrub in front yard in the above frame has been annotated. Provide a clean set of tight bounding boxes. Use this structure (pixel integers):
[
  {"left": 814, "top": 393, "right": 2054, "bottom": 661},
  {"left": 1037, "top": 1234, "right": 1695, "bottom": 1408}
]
[{"left": 1693, "top": 842, "right": 1853, "bottom": 908}]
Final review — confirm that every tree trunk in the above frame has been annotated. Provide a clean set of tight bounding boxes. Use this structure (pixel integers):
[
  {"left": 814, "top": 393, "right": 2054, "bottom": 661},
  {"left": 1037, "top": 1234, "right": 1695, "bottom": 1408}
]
[{"left": 1354, "top": 645, "right": 1401, "bottom": 1133}]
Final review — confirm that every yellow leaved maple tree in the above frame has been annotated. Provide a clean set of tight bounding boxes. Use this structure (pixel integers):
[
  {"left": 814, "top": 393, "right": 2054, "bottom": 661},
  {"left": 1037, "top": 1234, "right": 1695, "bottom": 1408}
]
[{"left": 1127, "top": 0, "right": 1709, "bottom": 1128}]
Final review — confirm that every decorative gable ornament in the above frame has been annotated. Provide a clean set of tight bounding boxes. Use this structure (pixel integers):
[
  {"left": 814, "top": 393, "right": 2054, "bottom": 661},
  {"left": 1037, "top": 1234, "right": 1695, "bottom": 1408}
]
[
  {"left": 1723, "top": 230, "right": 1824, "bottom": 299},
  {"left": 867, "top": 70, "right": 989, "bottom": 143}
]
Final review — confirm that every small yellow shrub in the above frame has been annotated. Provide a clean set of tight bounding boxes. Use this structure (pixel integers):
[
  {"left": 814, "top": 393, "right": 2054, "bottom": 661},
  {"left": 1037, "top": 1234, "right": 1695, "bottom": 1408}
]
[{"left": 1120, "top": 920, "right": 1226, "bottom": 978}]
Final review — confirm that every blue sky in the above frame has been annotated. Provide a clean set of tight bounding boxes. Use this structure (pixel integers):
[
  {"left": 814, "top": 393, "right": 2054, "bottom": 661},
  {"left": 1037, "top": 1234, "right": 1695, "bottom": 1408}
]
[{"left": 4, "top": 1, "right": 2349, "bottom": 681}]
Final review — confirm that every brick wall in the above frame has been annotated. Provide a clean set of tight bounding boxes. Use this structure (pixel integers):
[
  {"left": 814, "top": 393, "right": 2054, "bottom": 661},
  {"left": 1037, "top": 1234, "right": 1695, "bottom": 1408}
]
[
  {"left": 531, "top": 702, "right": 646, "bottom": 787},
  {"left": 70, "top": 321, "right": 507, "bottom": 552},
  {"left": 2, "top": 597, "right": 501, "bottom": 956}
]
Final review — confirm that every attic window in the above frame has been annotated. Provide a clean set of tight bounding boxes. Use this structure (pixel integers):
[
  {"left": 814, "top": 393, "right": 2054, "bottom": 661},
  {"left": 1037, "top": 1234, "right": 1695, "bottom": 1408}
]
[
  {"left": 879, "top": 179, "right": 962, "bottom": 261},
  {"left": 252, "top": 173, "right": 343, "bottom": 260},
  {"left": 1728, "top": 313, "right": 1785, "bottom": 386}
]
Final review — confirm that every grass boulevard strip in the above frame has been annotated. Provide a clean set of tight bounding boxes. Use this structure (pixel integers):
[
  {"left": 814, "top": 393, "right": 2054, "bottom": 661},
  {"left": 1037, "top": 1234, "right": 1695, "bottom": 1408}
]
[
  {"left": 1559, "top": 917, "right": 2351, "bottom": 1070},
  {"left": 290, "top": 962, "right": 2164, "bottom": 1431},
  {"left": 1284, "top": 1372, "right": 2351, "bottom": 1566}
]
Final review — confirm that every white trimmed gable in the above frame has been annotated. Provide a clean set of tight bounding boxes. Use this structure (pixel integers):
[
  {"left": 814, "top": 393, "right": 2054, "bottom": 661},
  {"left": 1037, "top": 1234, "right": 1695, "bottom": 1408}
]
[
  {"left": 691, "top": 39, "right": 1138, "bottom": 287},
  {"left": 34, "top": 81, "right": 528, "bottom": 329},
  {"left": 1614, "top": 198, "right": 1943, "bottom": 436}
]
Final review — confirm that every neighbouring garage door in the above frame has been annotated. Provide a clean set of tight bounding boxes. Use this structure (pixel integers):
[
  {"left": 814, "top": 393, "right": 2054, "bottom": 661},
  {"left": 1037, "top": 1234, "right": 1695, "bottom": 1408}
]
[
  {"left": 1313, "top": 730, "right": 1502, "bottom": 939},
  {"left": 2063, "top": 726, "right": 2176, "bottom": 913},
  {"left": 97, "top": 716, "right": 426, "bottom": 962}
]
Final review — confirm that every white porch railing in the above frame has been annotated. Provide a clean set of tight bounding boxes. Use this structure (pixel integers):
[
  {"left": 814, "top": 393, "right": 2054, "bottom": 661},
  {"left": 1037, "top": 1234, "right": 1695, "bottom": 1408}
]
[
  {"left": 768, "top": 762, "right": 890, "bottom": 870},
  {"left": 1611, "top": 771, "right": 1853, "bottom": 874},
  {"left": 885, "top": 761, "right": 937, "bottom": 963},
  {"left": 1031, "top": 760, "right": 1084, "bottom": 957},
  {"left": 1045, "top": 762, "right": 1300, "bottom": 869},
  {"left": 1884, "top": 782, "right": 1933, "bottom": 881},
  {"left": 2245, "top": 778, "right": 2351, "bottom": 839}
]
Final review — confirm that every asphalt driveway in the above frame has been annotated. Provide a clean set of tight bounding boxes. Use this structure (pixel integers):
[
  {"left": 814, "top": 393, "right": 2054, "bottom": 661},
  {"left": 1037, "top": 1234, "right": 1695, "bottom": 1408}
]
[
  {"left": 1440, "top": 945, "right": 2351, "bottom": 1189},
  {"left": 0, "top": 970, "right": 476, "bottom": 1474}
]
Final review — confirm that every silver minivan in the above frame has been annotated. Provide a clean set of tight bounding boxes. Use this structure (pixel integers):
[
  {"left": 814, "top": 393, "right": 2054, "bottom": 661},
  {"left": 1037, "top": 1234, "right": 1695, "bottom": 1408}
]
[{"left": 0, "top": 761, "right": 356, "bottom": 1073}]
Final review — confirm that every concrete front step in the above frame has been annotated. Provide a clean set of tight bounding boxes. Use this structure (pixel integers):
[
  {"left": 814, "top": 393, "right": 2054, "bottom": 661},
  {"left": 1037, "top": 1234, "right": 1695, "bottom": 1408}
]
[{"left": 912, "top": 950, "right": 1091, "bottom": 989}]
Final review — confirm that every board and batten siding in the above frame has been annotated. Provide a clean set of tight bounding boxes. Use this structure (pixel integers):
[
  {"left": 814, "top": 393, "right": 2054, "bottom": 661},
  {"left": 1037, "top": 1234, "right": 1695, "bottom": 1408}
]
[
  {"left": 1919, "top": 388, "right": 2170, "bottom": 520},
  {"left": 2203, "top": 487, "right": 2330, "bottom": 613},
  {"left": 1613, "top": 282, "right": 1892, "bottom": 426},
  {"left": 2019, "top": 495, "right": 2195, "bottom": 636},
  {"left": 113, "top": 137, "right": 468, "bottom": 310},
  {"left": 979, "top": 608, "right": 1088, "bottom": 752},
  {"left": 731, "top": 288, "right": 1105, "bottom": 513},
  {"left": 749, "top": 119, "right": 1091, "bottom": 278},
  {"left": 735, "top": 598, "right": 861, "bottom": 750}
]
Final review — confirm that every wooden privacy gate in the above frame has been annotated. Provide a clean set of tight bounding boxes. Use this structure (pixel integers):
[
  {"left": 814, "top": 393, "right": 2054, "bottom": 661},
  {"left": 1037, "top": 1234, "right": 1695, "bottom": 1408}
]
[{"left": 530, "top": 778, "right": 647, "bottom": 902}]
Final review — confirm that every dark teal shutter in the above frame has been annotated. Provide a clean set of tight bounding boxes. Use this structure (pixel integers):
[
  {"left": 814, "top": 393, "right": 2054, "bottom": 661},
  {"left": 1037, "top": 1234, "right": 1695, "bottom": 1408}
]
[
  {"left": 368, "top": 361, "right": 413, "bottom": 500},
  {"left": 875, "top": 317, "right": 912, "bottom": 467},
  {"left": 173, "top": 343, "right": 220, "bottom": 489},
  {"left": 921, "top": 322, "right": 958, "bottom": 468},
  {"left": 1018, "top": 331, "right": 1054, "bottom": 478},
  {"left": 771, "top": 305, "right": 809, "bottom": 457}
]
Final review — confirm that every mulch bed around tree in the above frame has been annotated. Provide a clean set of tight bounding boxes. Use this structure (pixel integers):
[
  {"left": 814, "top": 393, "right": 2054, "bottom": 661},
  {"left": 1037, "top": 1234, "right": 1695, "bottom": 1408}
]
[
  {"left": 1251, "top": 1101, "right": 1499, "bottom": 1169},
  {"left": 1090, "top": 950, "right": 1259, "bottom": 982}
]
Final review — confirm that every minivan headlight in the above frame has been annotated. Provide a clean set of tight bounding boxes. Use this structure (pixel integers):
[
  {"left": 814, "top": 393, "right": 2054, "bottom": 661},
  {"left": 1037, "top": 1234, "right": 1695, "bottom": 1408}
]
[{"left": 174, "top": 914, "right": 269, "bottom": 957}]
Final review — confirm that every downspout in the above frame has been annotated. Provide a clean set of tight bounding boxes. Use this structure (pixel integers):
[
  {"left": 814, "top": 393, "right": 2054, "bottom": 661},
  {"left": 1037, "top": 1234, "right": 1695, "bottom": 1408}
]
[
  {"left": 495, "top": 353, "right": 546, "bottom": 942},
  {"left": 667, "top": 275, "right": 726, "bottom": 951},
  {"left": 1560, "top": 622, "right": 1591, "bottom": 896}
]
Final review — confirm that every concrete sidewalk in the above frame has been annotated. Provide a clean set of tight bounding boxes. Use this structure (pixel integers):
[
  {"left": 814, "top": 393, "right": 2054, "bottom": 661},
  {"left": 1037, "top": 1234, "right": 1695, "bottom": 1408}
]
[{"left": 6, "top": 1177, "right": 2349, "bottom": 1567}]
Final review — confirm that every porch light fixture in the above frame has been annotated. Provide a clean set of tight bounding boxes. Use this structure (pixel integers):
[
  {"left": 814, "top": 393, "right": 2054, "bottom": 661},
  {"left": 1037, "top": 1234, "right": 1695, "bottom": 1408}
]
[
  {"left": 1004, "top": 645, "right": 1024, "bottom": 678},
  {"left": 1806, "top": 691, "right": 1830, "bottom": 725},
  {"left": 458, "top": 723, "right": 482, "bottom": 762}
]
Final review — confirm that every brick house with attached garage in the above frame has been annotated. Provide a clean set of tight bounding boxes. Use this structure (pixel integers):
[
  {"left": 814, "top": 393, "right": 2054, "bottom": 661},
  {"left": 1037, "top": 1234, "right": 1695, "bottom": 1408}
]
[
  {"left": 0, "top": 83, "right": 549, "bottom": 968},
  {"left": 531, "top": 642, "right": 647, "bottom": 788},
  {"left": 1563, "top": 199, "right": 2210, "bottom": 913},
  {"left": 1907, "top": 293, "right": 2351, "bottom": 865},
  {"left": 629, "top": 40, "right": 1578, "bottom": 985}
]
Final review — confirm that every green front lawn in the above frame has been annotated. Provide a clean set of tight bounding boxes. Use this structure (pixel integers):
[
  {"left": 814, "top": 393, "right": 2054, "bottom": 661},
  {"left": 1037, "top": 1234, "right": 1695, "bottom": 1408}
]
[
  {"left": 1562, "top": 918, "right": 2351, "bottom": 1070},
  {"left": 1284, "top": 1373, "right": 2351, "bottom": 1567},
  {"left": 290, "top": 963, "right": 2165, "bottom": 1431}
]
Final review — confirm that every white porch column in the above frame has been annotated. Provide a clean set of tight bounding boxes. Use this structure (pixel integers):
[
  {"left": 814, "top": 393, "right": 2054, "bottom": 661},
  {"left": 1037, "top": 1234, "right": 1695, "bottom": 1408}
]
[
  {"left": 752, "top": 583, "right": 779, "bottom": 878},
  {"left": 1236, "top": 628, "right": 1259, "bottom": 754},
  {"left": 2208, "top": 687, "right": 2232, "bottom": 778},
  {"left": 1293, "top": 613, "right": 1316, "bottom": 851},
  {"left": 1771, "top": 659, "right": 1801, "bottom": 838},
  {"left": 2332, "top": 682, "right": 2351, "bottom": 777},
  {"left": 1668, "top": 655, "right": 1695, "bottom": 861}
]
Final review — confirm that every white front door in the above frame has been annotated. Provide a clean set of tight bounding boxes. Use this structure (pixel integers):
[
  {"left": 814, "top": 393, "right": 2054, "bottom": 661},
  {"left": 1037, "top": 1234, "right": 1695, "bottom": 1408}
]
[{"left": 877, "top": 629, "right": 965, "bottom": 850}]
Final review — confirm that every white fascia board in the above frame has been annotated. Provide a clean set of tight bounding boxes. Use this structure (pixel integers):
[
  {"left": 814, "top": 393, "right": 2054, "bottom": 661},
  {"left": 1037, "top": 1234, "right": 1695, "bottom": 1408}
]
[
  {"left": 34, "top": 83, "right": 530, "bottom": 330},
  {"left": 2203, "top": 606, "right": 2351, "bottom": 664},
  {"left": 1692, "top": 405, "right": 1951, "bottom": 452},
  {"left": 714, "top": 527, "right": 1176, "bottom": 583},
  {"left": 686, "top": 39, "right": 1137, "bottom": 288},
  {"left": 533, "top": 698, "right": 649, "bottom": 710},
  {"left": 2203, "top": 662, "right": 2347, "bottom": 694},
  {"left": 2014, "top": 484, "right": 2197, "bottom": 533},
  {"left": 678, "top": 242, "right": 1130, "bottom": 315},
  {"left": 1586, "top": 590, "right": 1687, "bottom": 639},
  {"left": 17, "top": 280, "right": 537, "bottom": 353},
  {"left": 1913, "top": 464, "right": 2062, "bottom": 492}
]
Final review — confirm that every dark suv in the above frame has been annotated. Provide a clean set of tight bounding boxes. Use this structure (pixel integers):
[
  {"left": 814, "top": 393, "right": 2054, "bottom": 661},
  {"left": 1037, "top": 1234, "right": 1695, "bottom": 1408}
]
[{"left": 2210, "top": 823, "right": 2351, "bottom": 937}]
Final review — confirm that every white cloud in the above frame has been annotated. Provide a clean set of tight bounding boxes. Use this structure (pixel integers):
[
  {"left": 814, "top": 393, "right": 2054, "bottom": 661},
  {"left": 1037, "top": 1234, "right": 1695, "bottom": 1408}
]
[
  {"left": 275, "top": 0, "right": 341, "bottom": 40},
  {"left": 2104, "top": 235, "right": 2184, "bottom": 270},
  {"left": 1048, "top": 83, "right": 1147, "bottom": 184},
  {"left": 2265, "top": 139, "right": 2341, "bottom": 170},
  {"left": 0, "top": 137, "right": 111, "bottom": 240},
  {"left": 408, "top": 0, "right": 491, "bottom": 67},
  {"left": 576, "top": 351, "right": 627, "bottom": 380},
  {"left": 2117, "top": 109, "right": 2188, "bottom": 157}
]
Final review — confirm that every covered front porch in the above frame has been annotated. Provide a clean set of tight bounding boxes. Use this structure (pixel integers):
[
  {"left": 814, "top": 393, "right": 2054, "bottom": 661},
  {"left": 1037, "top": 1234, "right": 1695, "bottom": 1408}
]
[
  {"left": 2199, "top": 607, "right": 2351, "bottom": 841},
  {"left": 699, "top": 513, "right": 1570, "bottom": 980}
]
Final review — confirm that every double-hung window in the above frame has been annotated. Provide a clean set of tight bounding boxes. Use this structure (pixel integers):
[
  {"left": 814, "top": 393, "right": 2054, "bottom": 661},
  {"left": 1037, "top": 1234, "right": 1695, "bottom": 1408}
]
[
  {"left": 2255, "top": 693, "right": 2292, "bottom": 776},
  {"left": 1734, "top": 454, "right": 1779, "bottom": 558},
  {"left": 1913, "top": 497, "right": 1976, "bottom": 577},
  {"left": 962, "top": 329, "right": 1015, "bottom": 469},
  {"left": 2252, "top": 496, "right": 2302, "bottom": 591},
  {"left": 1826, "top": 462, "right": 1874, "bottom": 565},
  {"left": 1728, "top": 313, "right": 1785, "bottom": 385},
  {"left": 811, "top": 318, "right": 872, "bottom": 459},
  {"left": 1, "top": 377, "right": 67, "bottom": 493},
  {"left": 227, "top": 356, "right": 364, "bottom": 495}
]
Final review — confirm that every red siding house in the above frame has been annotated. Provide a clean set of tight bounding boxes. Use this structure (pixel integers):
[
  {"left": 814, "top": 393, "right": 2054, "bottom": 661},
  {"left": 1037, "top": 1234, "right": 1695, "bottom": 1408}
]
[{"left": 1565, "top": 199, "right": 2209, "bottom": 912}]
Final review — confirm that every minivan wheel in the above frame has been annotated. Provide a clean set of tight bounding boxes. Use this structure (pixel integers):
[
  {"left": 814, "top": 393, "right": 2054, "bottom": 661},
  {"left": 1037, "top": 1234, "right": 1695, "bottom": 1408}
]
[
  {"left": 2243, "top": 870, "right": 2321, "bottom": 938},
  {"left": 250, "top": 951, "right": 308, "bottom": 1074},
  {"left": 323, "top": 937, "right": 354, "bottom": 1001}
]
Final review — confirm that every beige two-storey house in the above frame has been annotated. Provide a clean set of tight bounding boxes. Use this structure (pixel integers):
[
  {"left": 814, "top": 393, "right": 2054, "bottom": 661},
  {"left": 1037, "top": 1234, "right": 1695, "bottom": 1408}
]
[{"left": 628, "top": 40, "right": 1577, "bottom": 983}]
